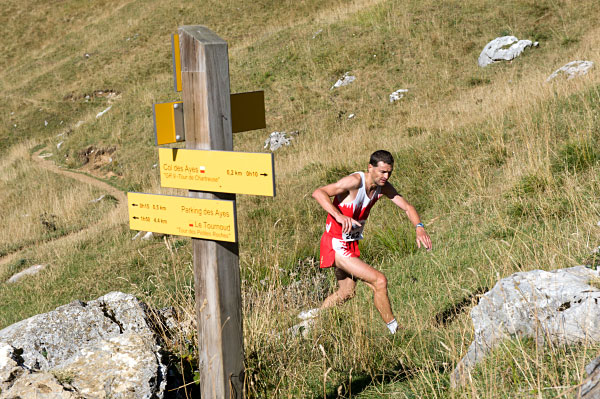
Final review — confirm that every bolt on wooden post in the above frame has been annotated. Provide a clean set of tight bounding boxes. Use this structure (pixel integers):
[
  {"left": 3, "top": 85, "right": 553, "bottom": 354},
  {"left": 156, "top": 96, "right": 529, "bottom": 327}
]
[{"left": 179, "top": 26, "right": 244, "bottom": 398}]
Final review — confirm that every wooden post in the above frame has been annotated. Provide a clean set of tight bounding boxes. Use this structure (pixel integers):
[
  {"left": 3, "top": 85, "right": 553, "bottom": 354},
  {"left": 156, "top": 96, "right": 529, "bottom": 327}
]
[{"left": 179, "top": 26, "right": 244, "bottom": 398}]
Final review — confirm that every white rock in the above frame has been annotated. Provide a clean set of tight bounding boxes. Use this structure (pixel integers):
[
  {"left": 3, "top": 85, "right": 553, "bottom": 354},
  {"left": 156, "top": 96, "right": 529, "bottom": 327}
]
[
  {"left": 0, "top": 342, "right": 25, "bottom": 391},
  {"left": 348, "top": 113, "right": 355, "bottom": 119},
  {"left": 89, "top": 194, "right": 106, "bottom": 203},
  {"left": 288, "top": 319, "right": 315, "bottom": 338},
  {"left": 132, "top": 231, "right": 143, "bottom": 240},
  {"left": 141, "top": 232, "right": 154, "bottom": 240},
  {"left": 44, "top": 120, "right": 48, "bottom": 127},
  {"left": 1, "top": 372, "right": 80, "bottom": 399},
  {"left": 389, "top": 89, "right": 409, "bottom": 103},
  {"left": 55, "top": 332, "right": 165, "bottom": 399},
  {"left": 0, "top": 293, "right": 167, "bottom": 398},
  {"left": 451, "top": 266, "right": 600, "bottom": 387},
  {"left": 331, "top": 72, "right": 356, "bottom": 89},
  {"left": 478, "top": 36, "right": 535, "bottom": 67},
  {"left": 298, "top": 308, "right": 320, "bottom": 320},
  {"left": 56, "top": 141, "right": 64, "bottom": 149},
  {"left": 95, "top": 106, "right": 112, "bottom": 118},
  {"left": 264, "top": 131, "right": 297, "bottom": 151},
  {"left": 546, "top": 60, "right": 594, "bottom": 82},
  {"left": 7, "top": 265, "right": 46, "bottom": 284}
]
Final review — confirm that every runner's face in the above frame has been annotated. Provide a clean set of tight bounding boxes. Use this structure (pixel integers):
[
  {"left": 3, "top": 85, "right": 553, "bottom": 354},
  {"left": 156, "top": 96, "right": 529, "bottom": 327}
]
[{"left": 369, "top": 161, "right": 393, "bottom": 186}]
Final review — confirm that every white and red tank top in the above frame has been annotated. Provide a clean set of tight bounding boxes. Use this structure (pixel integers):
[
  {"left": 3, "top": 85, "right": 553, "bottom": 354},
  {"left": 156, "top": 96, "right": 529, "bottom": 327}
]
[{"left": 324, "top": 171, "right": 383, "bottom": 241}]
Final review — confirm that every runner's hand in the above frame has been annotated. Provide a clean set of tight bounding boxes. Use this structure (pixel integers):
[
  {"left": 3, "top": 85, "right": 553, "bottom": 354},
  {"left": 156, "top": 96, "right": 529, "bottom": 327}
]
[
  {"left": 416, "top": 227, "right": 432, "bottom": 251},
  {"left": 337, "top": 215, "right": 361, "bottom": 234}
]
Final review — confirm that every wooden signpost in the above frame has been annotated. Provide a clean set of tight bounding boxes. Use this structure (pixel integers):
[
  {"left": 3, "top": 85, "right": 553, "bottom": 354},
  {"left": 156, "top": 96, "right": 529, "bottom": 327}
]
[{"left": 128, "top": 25, "right": 272, "bottom": 398}]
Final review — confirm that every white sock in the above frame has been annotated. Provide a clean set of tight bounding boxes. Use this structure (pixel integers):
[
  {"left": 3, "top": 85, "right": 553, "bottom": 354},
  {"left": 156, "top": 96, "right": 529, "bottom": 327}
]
[{"left": 386, "top": 319, "right": 398, "bottom": 334}]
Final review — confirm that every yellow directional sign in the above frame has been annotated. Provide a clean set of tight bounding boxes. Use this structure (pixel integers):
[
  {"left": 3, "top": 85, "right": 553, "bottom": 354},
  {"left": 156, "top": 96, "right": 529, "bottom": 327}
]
[
  {"left": 153, "top": 101, "right": 184, "bottom": 145},
  {"left": 158, "top": 148, "right": 275, "bottom": 196},
  {"left": 128, "top": 192, "right": 237, "bottom": 242},
  {"left": 172, "top": 34, "right": 182, "bottom": 92}
]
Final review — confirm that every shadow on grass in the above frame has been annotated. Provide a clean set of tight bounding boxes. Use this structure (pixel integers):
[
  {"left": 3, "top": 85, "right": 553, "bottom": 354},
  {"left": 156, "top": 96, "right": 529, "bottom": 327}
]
[
  {"left": 325, "top": 360, "right": 447, "bottom": 398},
  {"left": 433, "top": 286, "right": 489, "bottom": 327}
]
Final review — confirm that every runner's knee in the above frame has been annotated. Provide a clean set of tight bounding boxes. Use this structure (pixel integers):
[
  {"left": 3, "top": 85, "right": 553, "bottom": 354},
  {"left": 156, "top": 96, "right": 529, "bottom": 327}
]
[{"left": 373, "top": 273, "right": 388, "bottom": 292}]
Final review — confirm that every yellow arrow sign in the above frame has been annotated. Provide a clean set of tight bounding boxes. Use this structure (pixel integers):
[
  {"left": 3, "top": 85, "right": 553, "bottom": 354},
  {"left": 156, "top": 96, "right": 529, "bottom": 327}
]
[
  {"left": 128, "top": 192, "right": 237, "bottom": 242},
  {"left": 158, "top": 148, "right": 275, "bottom": 196}
]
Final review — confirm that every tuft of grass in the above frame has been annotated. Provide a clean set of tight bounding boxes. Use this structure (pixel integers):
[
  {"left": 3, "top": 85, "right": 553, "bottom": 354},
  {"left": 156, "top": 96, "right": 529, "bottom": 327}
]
[{"left": 551, "top": 140, "right": 600, "bottom": 175}]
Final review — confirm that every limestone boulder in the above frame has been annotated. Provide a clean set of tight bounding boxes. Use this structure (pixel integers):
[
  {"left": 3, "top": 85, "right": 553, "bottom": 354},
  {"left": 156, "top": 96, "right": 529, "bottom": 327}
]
[
  {"left": 580, "top": 355, "right": 600, "bottom": 398},
  {"left": 547, "top": 60, "right": 594, "bottom": 82},
  {"left": 0, "top": 372, "right": 81, "bottom": 399},
  {"left": 54, "top": 332, "right": 164, "bottom": 399},
  {"left": 0, "top": 292, "right": 168, "bottom": 398},
  {"left": 451, "top": 266, "right": 600, "bottom": 387},
  {"left": 0, "top": 343, "right": 26, "bottom": 393},
  {"left": 478, "top": 36, "right": 538, "bottom": 67}
]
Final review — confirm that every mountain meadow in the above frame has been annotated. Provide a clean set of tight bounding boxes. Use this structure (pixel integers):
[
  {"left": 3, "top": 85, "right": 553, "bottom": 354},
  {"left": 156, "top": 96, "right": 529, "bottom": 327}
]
[{"left": 1, "top": 0, "right": 600, "bottom": 397}]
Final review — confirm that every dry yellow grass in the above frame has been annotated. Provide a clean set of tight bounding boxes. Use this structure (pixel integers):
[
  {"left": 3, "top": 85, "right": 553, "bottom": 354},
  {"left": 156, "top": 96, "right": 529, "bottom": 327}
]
[{"left": 1, "top": 0, "right": 600, "bottom": 396}]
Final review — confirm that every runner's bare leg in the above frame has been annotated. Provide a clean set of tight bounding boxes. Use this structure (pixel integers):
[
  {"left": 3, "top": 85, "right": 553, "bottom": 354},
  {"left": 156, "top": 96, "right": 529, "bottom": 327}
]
[
  {"left": 321, "top": 268, "right": 356, "bottom": 308},
  {"left": 329, "top": 253, "right": 395, "bottom": 323}
]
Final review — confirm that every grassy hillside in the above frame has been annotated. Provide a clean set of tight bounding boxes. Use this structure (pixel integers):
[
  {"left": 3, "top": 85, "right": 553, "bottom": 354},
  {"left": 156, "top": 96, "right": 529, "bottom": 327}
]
[{"left": 1, "top": 0, "right": 600, "bottom": 397}]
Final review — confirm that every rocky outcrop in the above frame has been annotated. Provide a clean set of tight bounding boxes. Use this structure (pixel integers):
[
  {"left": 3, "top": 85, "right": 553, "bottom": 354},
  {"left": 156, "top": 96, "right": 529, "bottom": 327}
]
[
  {"left": 580, "top": 356, "right": 600, "bottom": 398},
  {"left": 478, "top": 36, "right": 538, "bottom": 67},
  {"left": 0, "top": 292, "right": 168, "bottom": 398},
  {"left": 547, "top": 60, "right": 594, "bottom": 82},
  {"left": 451, "top": 266, "right": 600, "bottom": 387}
]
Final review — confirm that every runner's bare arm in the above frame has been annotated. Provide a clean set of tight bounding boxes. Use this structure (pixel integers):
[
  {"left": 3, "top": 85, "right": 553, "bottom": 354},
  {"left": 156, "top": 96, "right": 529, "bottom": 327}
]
[
  {"left": 382, "top": 183, "right": 432, "bottom": 251},
  {"left": 312, "top": 174, "right": 362, "bottom": 234}
]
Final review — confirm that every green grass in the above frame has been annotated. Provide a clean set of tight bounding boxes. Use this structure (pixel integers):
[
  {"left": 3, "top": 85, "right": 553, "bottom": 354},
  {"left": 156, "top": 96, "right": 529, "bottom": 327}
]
[{"left": 1, "top": 0, "right": 600, "bottom": 397}]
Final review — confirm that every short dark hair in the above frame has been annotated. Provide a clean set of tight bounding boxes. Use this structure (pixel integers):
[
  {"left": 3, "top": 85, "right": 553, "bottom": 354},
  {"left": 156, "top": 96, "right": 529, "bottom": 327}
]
[{"left": 369, "top": 150, "right": 394, "bottom": 166}]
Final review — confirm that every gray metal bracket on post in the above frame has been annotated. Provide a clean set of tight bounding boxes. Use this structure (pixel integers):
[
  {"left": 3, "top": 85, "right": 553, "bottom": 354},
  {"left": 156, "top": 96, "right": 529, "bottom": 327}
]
[{"left": 172, "top": 102, "right": 185, "bottom": 141}]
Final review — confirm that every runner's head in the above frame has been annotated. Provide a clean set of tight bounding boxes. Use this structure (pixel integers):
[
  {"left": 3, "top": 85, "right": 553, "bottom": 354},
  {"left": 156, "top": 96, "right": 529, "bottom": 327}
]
[{"left": 368, "top": 150, "right": 394, "bottom": 186}]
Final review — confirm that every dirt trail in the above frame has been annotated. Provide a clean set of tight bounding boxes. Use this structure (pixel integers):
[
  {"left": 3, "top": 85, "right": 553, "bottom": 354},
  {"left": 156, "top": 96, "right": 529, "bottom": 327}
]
[{"left": 0, "top": 150, "right": 128, "bottom": 268}]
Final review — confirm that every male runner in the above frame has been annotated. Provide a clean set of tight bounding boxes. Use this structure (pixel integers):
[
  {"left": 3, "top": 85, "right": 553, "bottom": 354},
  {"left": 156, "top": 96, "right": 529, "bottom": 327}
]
[{"left": 310, "top": 150, "right": 432, "bottom": 334}]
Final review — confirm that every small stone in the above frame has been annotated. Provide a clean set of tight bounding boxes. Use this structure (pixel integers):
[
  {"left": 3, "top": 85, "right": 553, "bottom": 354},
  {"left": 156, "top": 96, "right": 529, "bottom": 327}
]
[
  {"left": 89, "top": 195, "right": 106, "bottom": 203},
  {"left": 141, "top": 232, "right": 153, "bottom": 240},
  {"left": 131, "top": 231, "right": 143, "bottom": 240},
  {"left": 7, "top": 265, "right": 46, "bottom": 284},
  {"left": 96, "top": 106, "right": 112, "bottom": 119},
  {"left": 288, "top": 319, "right": 315, "bottom": 338},
  {"left": 264, "top": 131, "right": 295, "bottom": 151},
  {"left": 389, "top": 89, "right": 409, "bottom": 103},
  {"left": 331, "top": 72, "right": 356, "bottom": 90},
  {"left": 57, "top": 141, "right": 64, "bottom": 149}
]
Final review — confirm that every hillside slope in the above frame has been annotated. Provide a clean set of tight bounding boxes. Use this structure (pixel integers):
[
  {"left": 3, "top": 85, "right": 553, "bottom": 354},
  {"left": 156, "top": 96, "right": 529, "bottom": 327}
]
[{"left": 1, "top": 0, "right": 600, "bottom": 397}]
